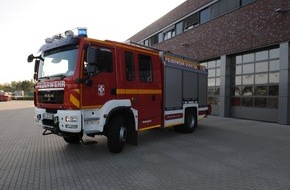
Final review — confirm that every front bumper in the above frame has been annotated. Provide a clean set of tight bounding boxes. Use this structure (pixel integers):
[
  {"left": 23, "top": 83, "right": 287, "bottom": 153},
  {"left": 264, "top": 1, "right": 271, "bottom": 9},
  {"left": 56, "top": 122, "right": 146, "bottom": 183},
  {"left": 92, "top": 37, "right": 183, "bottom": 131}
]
[{"left": 34, "top": 107, "right": 82, "bottom": 133}]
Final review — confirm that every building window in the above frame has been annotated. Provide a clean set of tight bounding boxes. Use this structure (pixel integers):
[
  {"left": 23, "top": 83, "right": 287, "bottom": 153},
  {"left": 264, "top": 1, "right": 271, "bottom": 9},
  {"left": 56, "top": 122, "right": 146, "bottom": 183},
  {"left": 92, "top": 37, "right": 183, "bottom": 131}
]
[
  {"left": 144, "top": 35, "right": 158, "bottom": 46},
  {"left": 231, "top": 47, "right": 279, "bottom": 109},
  {"left": 200, "top": 7, "right": 210, "bottom": 24},
  {"left": 149, "top": 35, "right": 158, "bottom": 46},
  {"left": 241, "top": 0, "right": 255, "bottom": 6},
  {"left": 184, "top": 13, "right": 199, "bottom": 30},
  {"left": 176, "top": 21, "right": 183, "bottom": 35},
  {"left": 211, "top": 0, "right": 240, "bottom": 19},
  {"left": 228, "top": 0, "right": 240, "bottom": 10},
  {"left": 211, "top": 0, "right": 221, "bottom": 19},
  {"left": 164, "top": 29, "right": 175, "bottom": 41},
  {"left": 144, "top": 39, "right": 149, "bottom": 46},
  {"left": 201, "top": 59, "right": 221, "bottom": 105},
  {"left": 158, "top": 32, "right": 163, "bottom": 43}
]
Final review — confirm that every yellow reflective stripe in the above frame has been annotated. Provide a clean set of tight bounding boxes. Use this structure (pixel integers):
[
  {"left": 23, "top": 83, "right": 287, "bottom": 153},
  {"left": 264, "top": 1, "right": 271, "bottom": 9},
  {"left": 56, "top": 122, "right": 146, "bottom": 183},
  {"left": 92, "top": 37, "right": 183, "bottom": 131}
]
[
  {"left": 70, "top": 94, "right": 80, "bottom": 109},
  {"left": 138, "top": 124, "right": 161, "bottom": 131},
  {"left": 165, "top": 123, "right": 183, "bottom": 128},
  {"left": 116, "top": 89, "right": 162, "bottom": 95},
  {"left": 81, "top": 105, "right": 102, "bottom": 109}
]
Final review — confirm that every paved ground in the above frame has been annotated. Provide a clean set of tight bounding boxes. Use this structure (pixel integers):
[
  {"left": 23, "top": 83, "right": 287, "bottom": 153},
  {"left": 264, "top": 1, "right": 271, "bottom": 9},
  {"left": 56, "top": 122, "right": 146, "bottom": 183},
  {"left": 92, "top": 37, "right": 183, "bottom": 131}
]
[{"left": 0, "top": 101, "right": 290, "bottom": 190}]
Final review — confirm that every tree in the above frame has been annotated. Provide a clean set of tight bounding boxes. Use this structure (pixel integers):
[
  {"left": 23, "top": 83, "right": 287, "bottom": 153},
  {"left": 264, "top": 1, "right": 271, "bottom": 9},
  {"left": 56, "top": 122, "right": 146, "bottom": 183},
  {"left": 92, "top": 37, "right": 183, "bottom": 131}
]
[
  {"left": 0, "top": 80, "right": 34, "bottom": 93},
  {"left": 20, "top": 80, "right": 34, "bottom": 92},
  {"left": 0, "top": 83, "right": 13, "bottom": 92}
]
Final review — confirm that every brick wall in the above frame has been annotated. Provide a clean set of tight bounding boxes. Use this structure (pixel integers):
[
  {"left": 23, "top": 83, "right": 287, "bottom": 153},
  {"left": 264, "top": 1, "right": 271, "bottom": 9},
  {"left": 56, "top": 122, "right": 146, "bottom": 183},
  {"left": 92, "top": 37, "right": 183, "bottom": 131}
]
[
  {"left": 128, "top": 0, "right": 212, "bottom": 42},
  {"left": 137, "top": 0, "right": 290, "bottom": 61}
]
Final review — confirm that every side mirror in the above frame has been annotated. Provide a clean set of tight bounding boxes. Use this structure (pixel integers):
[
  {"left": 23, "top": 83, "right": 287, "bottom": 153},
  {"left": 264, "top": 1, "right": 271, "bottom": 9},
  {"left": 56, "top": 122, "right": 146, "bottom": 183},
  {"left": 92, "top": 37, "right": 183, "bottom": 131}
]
[
  {"left": 34, "top": 60, "right": 40, "bottom": 80},
  {"left": 27, "top": 54, "right": 35, "bottom": 63},
  {"left": 87, "top": 46, "right": 98, "bottom": 64},
  {"left": 87, "top": 64, "right": 97, "bottom": 74},
  {"left": 86, "top": 46, "right": 98, "bottom": 75}
]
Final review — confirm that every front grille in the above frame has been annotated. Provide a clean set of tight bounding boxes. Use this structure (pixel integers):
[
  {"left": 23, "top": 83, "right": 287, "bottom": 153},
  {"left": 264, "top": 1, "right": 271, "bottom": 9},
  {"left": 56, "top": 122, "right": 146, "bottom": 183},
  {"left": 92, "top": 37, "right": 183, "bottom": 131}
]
[
  {"left": 38, "top": 90, "right": 64, "bottom": 104},
  {"left": 42, "top": 119, "right": 54, "bottom": 126},
  {"left": 46, "top": 109, "right": 57, "bottom": 113}
]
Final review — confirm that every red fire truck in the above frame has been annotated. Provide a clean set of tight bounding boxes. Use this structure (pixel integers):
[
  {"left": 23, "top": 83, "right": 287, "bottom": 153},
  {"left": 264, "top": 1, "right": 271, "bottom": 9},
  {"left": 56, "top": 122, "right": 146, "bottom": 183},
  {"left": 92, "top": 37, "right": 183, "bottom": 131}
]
[{"left": 28, "top": 28, "right": 210, "bottom": 153}]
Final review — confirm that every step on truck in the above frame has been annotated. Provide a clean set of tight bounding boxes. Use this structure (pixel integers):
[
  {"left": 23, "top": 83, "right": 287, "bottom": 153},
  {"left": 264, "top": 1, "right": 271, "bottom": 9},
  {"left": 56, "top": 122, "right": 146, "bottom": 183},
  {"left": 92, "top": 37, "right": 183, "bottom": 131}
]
[{"left": 27, "top": 28, "right": 211, "bottom": 153}]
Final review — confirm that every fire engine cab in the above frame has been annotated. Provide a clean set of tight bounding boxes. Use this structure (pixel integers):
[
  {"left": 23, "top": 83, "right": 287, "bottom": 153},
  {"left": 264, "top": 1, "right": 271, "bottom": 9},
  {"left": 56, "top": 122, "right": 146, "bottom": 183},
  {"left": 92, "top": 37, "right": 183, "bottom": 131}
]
[{"left": 28, "top": 28, "right": 210, "bottom": 153}]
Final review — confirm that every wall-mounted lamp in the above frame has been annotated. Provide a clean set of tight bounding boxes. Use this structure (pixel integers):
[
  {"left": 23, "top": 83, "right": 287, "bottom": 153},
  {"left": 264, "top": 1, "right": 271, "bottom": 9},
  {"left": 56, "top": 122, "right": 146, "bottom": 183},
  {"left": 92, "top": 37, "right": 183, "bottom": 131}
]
[
  {"left": 275, "top": 8, "right": 287, "bottom": 13},
  {"left": 180, "top": 43, "right": 189, "bottom": 47}
]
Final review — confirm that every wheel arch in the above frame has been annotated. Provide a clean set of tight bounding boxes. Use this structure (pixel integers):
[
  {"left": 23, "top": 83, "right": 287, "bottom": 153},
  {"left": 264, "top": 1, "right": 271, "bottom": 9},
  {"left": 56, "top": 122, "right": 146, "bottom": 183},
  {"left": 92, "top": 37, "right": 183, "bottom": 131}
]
[
  {"left": 185, "top": 106, "right": 197, "bottom": 118},
  {"left": 180, "top": 106, "right": 198, "bottom": 133},
  {"left": 105, "top": 106, "right": 138, "bottom": 145},
  {"left": 185, "top": 106, "right": 198, "bottom": 125}
]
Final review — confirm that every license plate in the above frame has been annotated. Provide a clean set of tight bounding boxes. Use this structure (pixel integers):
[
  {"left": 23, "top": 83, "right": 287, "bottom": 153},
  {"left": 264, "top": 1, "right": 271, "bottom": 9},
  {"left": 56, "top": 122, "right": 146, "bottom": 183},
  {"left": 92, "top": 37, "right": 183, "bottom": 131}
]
[{"left": 43, "top": 113, "right": 54, "bottom": 120}]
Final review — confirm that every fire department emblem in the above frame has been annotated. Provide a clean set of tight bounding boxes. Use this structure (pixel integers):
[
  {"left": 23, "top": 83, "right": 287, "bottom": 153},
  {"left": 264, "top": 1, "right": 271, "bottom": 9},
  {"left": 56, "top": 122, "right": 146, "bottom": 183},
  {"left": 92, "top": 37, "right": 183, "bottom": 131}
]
[{"left": 98, "top": 84, "right": 105, "bottom": 96}]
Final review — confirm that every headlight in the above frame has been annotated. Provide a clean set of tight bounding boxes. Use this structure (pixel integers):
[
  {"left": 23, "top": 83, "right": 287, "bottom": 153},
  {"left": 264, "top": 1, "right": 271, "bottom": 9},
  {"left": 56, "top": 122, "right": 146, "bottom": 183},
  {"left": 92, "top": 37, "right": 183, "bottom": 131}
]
[{"left": 65, "top": 116, "right": 78, "bottom": 122}]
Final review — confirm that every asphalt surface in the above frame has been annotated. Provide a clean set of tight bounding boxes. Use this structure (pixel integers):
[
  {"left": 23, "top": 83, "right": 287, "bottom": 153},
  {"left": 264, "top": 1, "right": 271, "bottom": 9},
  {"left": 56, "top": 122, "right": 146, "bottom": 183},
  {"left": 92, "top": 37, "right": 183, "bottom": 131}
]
[{"left": 0, "top": 101, "right": 290, "bottom": 190}]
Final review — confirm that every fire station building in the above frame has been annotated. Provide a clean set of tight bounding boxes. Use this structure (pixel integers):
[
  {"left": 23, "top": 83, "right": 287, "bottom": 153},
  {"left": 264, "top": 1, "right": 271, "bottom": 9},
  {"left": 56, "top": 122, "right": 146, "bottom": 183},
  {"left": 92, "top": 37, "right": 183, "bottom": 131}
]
[{"left": 128, "top": 0, "right": 290, "bottom": 124}]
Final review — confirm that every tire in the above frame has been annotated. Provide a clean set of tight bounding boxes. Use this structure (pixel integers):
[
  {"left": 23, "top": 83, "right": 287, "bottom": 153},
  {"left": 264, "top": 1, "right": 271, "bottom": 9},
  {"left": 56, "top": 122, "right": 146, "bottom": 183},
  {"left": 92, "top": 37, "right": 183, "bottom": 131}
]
[
  {"left": 63, "top": 134, "right": 82, "bottom": 144},
  {"left": 180, "top": 109, "right": 197, "bottom": 133},
  {"left": 107, "top": 115, "right": 127, "bottom": 153}
]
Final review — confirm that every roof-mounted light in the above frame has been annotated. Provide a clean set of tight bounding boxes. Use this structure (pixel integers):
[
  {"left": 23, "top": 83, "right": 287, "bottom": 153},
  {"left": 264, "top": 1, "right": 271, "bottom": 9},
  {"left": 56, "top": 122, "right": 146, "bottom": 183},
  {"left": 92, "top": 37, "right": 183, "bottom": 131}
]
[
  {"left": 45, "top": 38, "right": 53, "bottom": 43},
  {"left": 44, "top": 27, "right": 88, "bottom": 44},
  {"left": 65, "top": 30, "right": 74, "bottom": 37},
  {"left": 77, "top": 27, "right": 87, "bottom": 37},
  {"left": 52, "top": 34, "right": 62, "bottom": 40}
]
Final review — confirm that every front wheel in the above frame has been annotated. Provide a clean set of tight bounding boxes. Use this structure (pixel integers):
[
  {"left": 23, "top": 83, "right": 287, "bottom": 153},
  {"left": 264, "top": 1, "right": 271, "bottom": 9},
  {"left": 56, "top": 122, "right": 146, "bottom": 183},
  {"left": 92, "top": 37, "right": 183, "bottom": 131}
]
[{"left": 107, "top": 115, "right": 127, "bottom": 153}]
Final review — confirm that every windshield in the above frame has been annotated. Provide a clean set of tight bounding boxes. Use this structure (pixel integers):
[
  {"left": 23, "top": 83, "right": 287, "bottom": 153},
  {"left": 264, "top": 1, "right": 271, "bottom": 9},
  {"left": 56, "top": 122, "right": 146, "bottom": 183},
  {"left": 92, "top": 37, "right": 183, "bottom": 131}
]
[{"left": 38, "top": 46, "right": 78, "bottom": 79}]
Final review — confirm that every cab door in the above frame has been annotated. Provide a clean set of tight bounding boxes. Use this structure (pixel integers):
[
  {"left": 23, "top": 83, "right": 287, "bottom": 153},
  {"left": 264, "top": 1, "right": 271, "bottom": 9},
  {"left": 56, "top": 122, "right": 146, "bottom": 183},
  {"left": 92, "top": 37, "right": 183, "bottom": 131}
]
[{"left": 81, "top": 44, "right": 116, "bottom": 108}]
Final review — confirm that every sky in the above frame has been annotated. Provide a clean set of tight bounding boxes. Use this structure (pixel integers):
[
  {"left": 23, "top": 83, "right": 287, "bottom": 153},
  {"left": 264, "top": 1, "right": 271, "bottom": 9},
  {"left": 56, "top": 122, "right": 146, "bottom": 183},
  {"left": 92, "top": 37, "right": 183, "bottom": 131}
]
[{"left": 0, "top": 0, "right": 186, "bottom": 84}]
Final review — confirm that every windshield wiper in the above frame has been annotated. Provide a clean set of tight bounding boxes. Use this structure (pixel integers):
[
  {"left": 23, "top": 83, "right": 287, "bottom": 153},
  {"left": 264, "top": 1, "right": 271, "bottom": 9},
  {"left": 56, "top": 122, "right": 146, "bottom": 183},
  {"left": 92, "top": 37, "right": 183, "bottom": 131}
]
[
  {"left": 38, "top": 76, "right": 50, "bottom": 80},
  {"left": 50, "top": 74, "right": 66, "bottom": 79}
]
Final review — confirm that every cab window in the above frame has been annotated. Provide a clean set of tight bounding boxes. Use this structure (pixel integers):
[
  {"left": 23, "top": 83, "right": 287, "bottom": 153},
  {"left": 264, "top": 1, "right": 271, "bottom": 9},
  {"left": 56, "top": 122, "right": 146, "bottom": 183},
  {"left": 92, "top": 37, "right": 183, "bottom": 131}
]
[
  {"left": 138, "top": 54, "right": 153, "bottom": 83},
  {"left": 125, "top": 51, "right": 135, "bottom": 81},
  {"left": 83, "top": 47, "right": 113, "bottom": 76}
]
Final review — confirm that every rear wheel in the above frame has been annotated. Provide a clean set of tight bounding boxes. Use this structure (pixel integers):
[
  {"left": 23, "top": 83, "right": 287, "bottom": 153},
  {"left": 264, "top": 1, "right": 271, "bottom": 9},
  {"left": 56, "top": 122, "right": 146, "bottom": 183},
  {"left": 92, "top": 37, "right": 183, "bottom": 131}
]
[
  {"left": 63, "top": 134, "right": 82, "bottom": 144},
  {"left": 107, "top": 115, "right": 127, "bottom": 153}
]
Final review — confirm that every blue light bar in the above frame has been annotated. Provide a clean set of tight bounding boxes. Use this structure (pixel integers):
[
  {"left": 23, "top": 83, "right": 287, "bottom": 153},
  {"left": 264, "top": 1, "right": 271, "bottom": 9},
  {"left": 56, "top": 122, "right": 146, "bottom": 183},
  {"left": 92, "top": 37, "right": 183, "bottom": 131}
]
[{"left": 77, "top": 27, "right": 87, "bottom": 37}]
